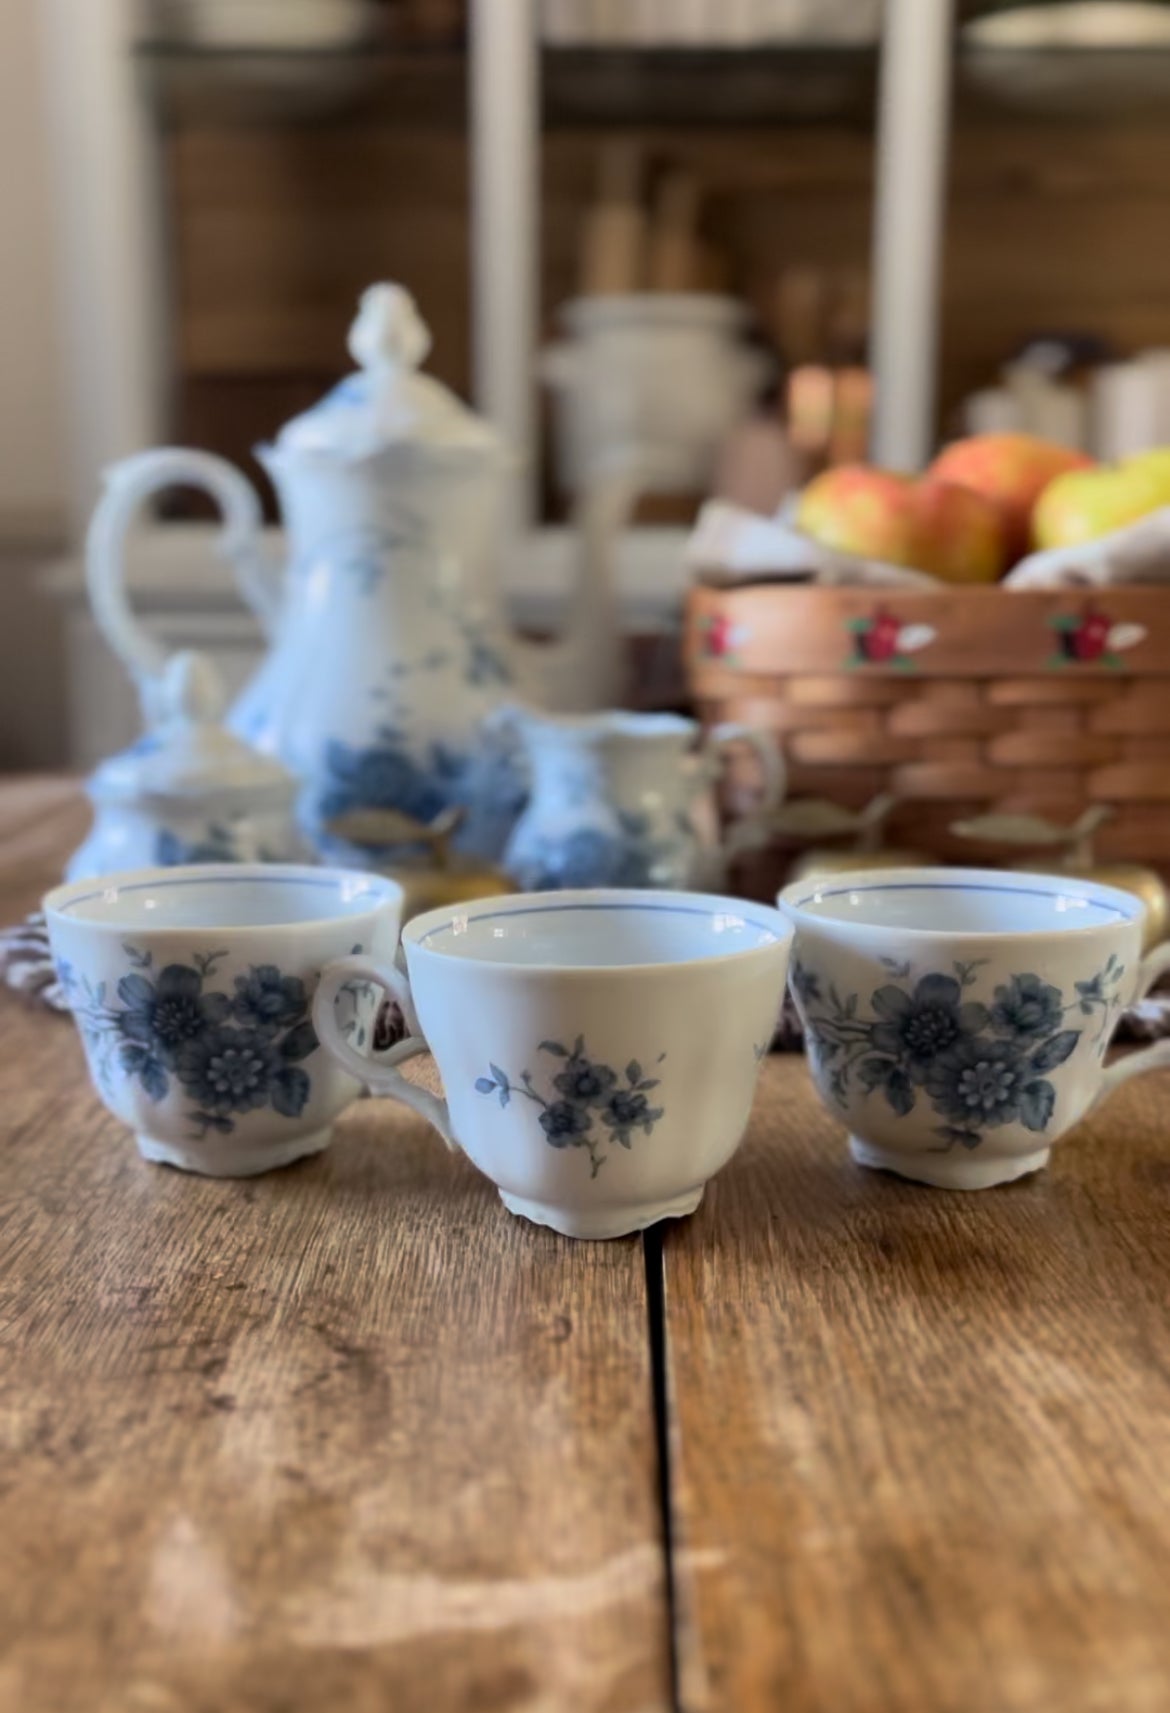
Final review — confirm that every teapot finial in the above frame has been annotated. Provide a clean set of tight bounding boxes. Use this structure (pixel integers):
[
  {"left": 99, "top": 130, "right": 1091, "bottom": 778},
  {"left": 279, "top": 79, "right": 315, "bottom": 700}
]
[
  {"left": 159, "top": 650, "right": 227, "bottom": 728},
  {"left": 347, "top": 283, "right": 431, "bottom": 375}
]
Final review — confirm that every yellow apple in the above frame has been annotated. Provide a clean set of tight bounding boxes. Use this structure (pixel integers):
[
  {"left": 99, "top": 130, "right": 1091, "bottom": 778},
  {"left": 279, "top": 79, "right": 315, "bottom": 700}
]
[
  {"left": 1128, "top": 446, "right": 1170, "bottom": 494},
  {"left": 1032, "top": 450, "right": 1170, "bottom": 550}
]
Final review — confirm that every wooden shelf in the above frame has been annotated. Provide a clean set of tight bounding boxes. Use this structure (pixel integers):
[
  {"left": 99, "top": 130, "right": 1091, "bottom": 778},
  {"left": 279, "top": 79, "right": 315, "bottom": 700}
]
[
  {"left": 541, "top": 45, "right": 877, "bottom": 128},
  {"left": 135, "top": 35, "right": 1170, "bottom": 129},
  {"left": 135, "top": 42, "right": 467, "bottom": 126},
  {"left": 135, "top": 39, "right": 879, "bottom": 129}
]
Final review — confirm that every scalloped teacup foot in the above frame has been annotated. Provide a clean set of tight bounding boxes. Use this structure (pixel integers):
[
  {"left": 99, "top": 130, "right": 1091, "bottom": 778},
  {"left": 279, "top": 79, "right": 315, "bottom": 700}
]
[
  {"left": 849, "top": 1137, "right": 1050, "bottom": 1192},
  {"left": 500, "top": 1183, "right": 705, "bottom": 1240},
  {"left": 136, "top": 1125, "right": 334, "bottom": 1178}
]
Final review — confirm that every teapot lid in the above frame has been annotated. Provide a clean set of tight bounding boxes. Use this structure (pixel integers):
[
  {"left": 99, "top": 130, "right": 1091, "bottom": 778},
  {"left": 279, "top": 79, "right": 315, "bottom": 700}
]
[
  {"left": 87, "top": 652, "right": 296, "bottom": 806},
  {"left": 273, "top": 283, "right": 502, "bottom": 463}
]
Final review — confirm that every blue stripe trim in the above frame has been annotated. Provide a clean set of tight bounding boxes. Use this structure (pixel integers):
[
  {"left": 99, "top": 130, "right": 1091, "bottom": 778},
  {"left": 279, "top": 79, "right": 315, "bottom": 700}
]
[
  {"left": 60, "top": 873, "right": 392, "bottom": 916},
  {"left": 419, "top": 898, "right": 781, "bottom": 947},
  {"left": 795, "top": 880, "right": 1131, "bottom": 922}
]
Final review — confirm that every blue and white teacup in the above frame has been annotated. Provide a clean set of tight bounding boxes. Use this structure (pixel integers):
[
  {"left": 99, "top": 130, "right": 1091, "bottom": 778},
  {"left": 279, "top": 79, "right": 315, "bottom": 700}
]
[
  {"left": 44, "top": 864, "right": 402, "bottom": 1177},
  {"left": 312, "top": 888, "right": 792, "bottom": 1239},
  {"left": 779, "top": 866, "right": 1170, "bottom": 1190}
]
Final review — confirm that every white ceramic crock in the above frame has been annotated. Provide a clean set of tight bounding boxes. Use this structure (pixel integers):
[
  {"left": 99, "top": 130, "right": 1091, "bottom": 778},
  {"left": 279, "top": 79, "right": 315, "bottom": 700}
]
[
  {"left": 780, "top": 866, "right": 1170, "bottom": 1189},
  {"left": 543, "top": 294, "right": 771, "bottom": 494},
  {"left": 313, "top": 888, "right": 792, "bottom": 1238}
]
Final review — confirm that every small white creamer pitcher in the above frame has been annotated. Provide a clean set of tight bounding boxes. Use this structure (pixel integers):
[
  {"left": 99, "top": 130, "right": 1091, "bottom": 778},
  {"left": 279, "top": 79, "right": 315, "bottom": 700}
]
[{"left": 495, "top": 707, "right": 785, "bottom": 892}]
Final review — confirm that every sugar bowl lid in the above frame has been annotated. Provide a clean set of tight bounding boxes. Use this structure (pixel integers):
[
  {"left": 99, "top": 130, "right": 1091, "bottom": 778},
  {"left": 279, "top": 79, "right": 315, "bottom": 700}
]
[{"left": 87, "top": 651, "right": 295, "bottom": 806}]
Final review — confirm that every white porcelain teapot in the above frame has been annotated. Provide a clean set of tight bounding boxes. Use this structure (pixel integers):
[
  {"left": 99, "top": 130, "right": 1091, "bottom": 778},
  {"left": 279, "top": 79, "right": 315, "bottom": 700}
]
[{"left": 86, "top": 283, "right": 634, "bottom": 864}]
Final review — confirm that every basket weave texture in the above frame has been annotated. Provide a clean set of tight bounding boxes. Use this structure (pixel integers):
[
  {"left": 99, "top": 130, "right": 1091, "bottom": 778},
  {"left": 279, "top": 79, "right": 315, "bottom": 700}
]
[{"left": 684, "top": 583, "right": 1170, "bottom": 869}]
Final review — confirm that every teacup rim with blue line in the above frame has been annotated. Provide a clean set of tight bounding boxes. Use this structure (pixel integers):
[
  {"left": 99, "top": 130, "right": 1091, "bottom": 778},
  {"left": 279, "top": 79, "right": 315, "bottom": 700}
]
[
  {"left": 401, "top": 886, "right": 791, "bottom": 976},
  {"left": 43, "top": 861, "right": 403, "bottom": 937},
  {"left": 778, "top": 866, "right": 1146, "bottom": 944}
]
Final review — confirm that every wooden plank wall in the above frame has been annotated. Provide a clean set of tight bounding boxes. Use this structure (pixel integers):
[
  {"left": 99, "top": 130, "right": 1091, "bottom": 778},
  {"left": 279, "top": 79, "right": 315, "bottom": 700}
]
[{"left": 166, "top": 115, "right": 1170, "bottom": 487}]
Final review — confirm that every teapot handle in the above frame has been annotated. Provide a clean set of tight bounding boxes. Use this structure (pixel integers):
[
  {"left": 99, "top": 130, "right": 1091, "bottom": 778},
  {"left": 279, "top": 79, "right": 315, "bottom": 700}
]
[
  {"left": 702, "top": 722, "right": 786, "bottom": 852},
  {"left": 86, "top": 448, "right": 277, "bottom": 720}
]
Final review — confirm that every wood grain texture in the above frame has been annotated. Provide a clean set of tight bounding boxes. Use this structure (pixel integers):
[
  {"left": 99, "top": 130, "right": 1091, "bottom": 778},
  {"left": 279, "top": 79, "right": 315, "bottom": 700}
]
[
  {"left": 0, "top": 781, "right": 669, "bottom": 1713},
  {"left": 12, "top": 776, "right": 1170, "bottom": 1710},
  {"left": 165, "top": 116, "right": 1170, "bottom": 429},
  {"left": 664, "top": 1057, "right": 1170, "bottom": 1713},
  {"left": 0, "top": 777, "right": 88, "bottom": 910}
]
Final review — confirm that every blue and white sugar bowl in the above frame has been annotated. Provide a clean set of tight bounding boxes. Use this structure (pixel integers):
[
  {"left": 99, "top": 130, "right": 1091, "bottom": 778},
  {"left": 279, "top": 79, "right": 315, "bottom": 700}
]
[{"left": 66, "top": 651, "right": 308, "bottom": 882}]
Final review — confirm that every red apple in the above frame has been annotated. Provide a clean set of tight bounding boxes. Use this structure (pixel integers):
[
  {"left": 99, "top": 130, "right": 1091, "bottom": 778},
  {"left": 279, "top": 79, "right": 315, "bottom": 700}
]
[
  {"left": 914, "top": 480, "right": 1006, "bottom": 583},
  {"left": 927, "top": 433, "right": 1093, "bottom": 563},
  {"left": 797, "top": 465, "right": 1006, "bottom": 583}
]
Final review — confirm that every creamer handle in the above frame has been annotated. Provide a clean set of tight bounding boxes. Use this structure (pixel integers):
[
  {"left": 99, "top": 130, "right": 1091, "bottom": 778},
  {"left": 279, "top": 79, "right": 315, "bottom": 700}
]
[
  {"left": 705, "top": 723, "right": 786, "bottom": 855},
  {"left": 1098, "top": 941, "right": 1170, "bottom": 1101}
]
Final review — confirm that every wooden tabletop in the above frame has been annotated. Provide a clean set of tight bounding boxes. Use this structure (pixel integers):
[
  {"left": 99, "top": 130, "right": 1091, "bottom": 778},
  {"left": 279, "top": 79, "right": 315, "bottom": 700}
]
[{"left": 2, "top": 779, "right": 1170, "bottom": 1713}]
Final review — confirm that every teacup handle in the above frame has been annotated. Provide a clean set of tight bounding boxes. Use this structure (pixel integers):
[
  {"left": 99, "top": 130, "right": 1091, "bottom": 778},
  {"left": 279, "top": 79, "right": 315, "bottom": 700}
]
[
  {"left": 313, "top": 954, "right": 456, "bottom": 1149},
  {"left": 1098, "top": 941, "right": 1170, "bottom": 1100},
  {"left": 703, "top": 722, "right": 786, "bottom": 845}
]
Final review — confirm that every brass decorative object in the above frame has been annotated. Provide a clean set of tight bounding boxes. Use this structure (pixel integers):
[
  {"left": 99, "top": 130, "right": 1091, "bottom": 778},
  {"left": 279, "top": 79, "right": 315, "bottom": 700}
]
[
  {"left": 951, "top": 806, "right": 1168, "bottom": 950},
  {"left": 325, "top": 805, "right": 516, "bottom": 922},
  {"left": 772, "top": 793, "right": 929, "bottom": 883}
]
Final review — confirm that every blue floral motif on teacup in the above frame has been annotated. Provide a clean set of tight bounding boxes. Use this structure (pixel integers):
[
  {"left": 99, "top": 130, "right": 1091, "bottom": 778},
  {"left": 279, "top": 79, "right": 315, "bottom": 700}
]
[
  {"left": 989, "top": 973, "right": 1065, "bottom": 1041},
  {"left": 474, "top": 1037, "right": 666, "bottom": 1179},
  {"left": 56, "top": 944, "right": 321, "bottom": 1139},
  {"left": 231, "top": 965, "right": 312, "bottom": 1033},
  {"left": 791, "top": 951, "right": 1126, "bottom": 1154}
]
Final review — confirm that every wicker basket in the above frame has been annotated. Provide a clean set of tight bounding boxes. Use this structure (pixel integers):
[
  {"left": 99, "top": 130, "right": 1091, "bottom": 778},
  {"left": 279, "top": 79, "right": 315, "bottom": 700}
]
[{"left": 684, "top": 580, "right": 1170, "bottom": 886}]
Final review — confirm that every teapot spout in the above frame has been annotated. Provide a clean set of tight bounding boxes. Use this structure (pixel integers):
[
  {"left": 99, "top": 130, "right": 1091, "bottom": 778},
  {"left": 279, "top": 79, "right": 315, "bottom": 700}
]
[{"left": 510, "top": 453, "right": 646, "bottom": 714}]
